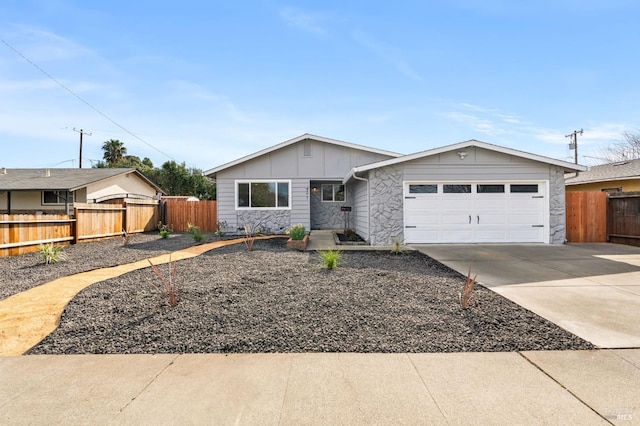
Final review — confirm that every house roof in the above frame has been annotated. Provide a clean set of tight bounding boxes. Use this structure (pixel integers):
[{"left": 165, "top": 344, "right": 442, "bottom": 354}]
[
  {"left": 344, "top": 139, "right": 587, "bottom": 183},
  {"left": 0, "top": 168, "right": 164, "bottom": 193},
  {"left": 565, "top": 158, "right": 640, "bottom": 185},
  {"left": 204, "top": 133, "right": 403, "bottom": 177}
]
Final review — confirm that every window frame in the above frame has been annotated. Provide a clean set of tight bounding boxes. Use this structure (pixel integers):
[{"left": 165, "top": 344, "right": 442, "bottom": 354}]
[
  {"left": 235, "top": 180, "right": 291, "bottom": 210},
  {"left": 321, "top": 184, "right": 346, "bottom": 202},
  {"left": 42, "top": 190, "right": 74, "bottom": 206}
]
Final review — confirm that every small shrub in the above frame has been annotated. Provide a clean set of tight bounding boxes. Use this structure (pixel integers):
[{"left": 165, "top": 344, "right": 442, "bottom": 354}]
[
  {"left": 187, "top": 222, "right": 204, "bottom": 243},
  {"left": 214, "top": 220, "right": 228, "bottom": 239},
  {"left": 460, "top": 267, "right": 478, "bottom": 309},
  {"left": 148, "top": 257, "right": 178, "bottom": 307},
  {"left": 391, "top": 239, "right": 403, "bottom": 255},
  {"left": 158, "top": 221, "right": 170, "bottom": 239},
  {"left": 286, "top": 224, "right": 306, "bottom": 240},
  {"left": 243, "top": 224, "right": 256, "bottom": 251},
  {"left": 319, "top": 249, "right": 341, "bottom": 270},
  {"left": 122, "top": 229, "right": 131, "bottom": 246},
  {"left": 37, "top": 243, "right": 68, "bottom": 264}
]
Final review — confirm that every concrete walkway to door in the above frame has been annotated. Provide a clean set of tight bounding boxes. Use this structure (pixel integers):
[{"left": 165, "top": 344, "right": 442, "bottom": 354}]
[{"left": 412, "top": 243, "right": 640, "bottom": 349}]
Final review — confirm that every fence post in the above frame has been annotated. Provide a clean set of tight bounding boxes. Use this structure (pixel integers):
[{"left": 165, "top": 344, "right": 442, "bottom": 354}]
[
  {"left": 123, "top": 201, "right": 128, "bottom": 235},
  {"left": 73, "top": 207, "right": 79, "bottom": 244}
]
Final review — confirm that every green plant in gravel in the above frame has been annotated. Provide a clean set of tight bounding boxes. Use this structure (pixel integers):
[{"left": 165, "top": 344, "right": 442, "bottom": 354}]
[
  {"left": 460, "top": 267, "right": 478, "bottom": 309},
  {"left": 37, "top": 243, "right": 68, "bottom": 264},
  {"left": 157, "top": 221, "right": 169, "bottom": 239},
  {"left": 148, "top": 257, "right": 178, "bottom": 307},
  {"left": 391, "top": 239, "right": 403, "bottom": 255},
  {"left": 214, "top": 220, "right": 228, "bottom": 239},
  {"left": 319, "top": 249, "right": 341, "bottom": 270},
  {"left": 286, "top": 224, "right": 306, "bottom": 240},
  {"left": 187, "top": 222, "right": 204, "bottom": 243}
]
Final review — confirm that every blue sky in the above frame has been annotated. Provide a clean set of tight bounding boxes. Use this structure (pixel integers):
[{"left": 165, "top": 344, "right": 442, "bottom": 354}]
[{"left": 1, "top": 0, "right": 639, "bottom": 169}]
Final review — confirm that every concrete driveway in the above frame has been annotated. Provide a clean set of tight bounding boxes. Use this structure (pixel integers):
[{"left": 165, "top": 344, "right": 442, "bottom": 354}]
[{"left": 412, "top": 243, "right": 640, "bottom": 349}]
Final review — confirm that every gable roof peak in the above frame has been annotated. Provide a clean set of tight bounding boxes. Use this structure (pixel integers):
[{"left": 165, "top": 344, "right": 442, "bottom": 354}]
[{"left": 204, "top": 133, "right": 403, "bottom": 176}]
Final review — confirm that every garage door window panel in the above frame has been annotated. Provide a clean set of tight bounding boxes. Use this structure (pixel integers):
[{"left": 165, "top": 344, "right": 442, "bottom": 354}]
[
  {"left": 409, "top": 184, "right": 438, "bottom": 194},
  {"left": 477, "top": 184, "right": 505, "bottom": 194},
  {"left": 510, "top": 184, "right": 539, "bottom": 193},
  {"left": 443, "top": 184, "right": 471, "bottom": 193}
]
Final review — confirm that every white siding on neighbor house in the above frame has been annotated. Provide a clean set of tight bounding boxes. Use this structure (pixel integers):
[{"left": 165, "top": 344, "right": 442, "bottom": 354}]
[
  {"left": 0, "top": 191, "right": 66, "bottom": 212},
  {"left": 352, "top": 177, "right": 369, "bottom": 242},
  {"left": 86, "top": 174, "right": 157, "bottom": 201}
]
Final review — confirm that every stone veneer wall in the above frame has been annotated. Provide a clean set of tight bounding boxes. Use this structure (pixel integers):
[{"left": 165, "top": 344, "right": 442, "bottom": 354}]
[
  {"left": 549, "top": 166, "right": 567, "bottom": 244},
  {"left": 368, "top": 166, "right": 404, "bottom": 246},
  {"left": 310, "top": 183, "right": 352, "bottom": 229},
  {"left": 236, "top": 210, "right": 291, "bottom": 235}
]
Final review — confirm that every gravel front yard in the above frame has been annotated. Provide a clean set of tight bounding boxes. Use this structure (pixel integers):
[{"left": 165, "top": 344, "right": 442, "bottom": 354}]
[{"left": 5, "top": 236, "right": 595, "bottom": 354}]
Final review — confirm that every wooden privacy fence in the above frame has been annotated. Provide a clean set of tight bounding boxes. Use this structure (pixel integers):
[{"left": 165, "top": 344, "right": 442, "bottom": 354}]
[
  {"left": 565, "top": 191, "right": 607, "bottom": 243},
  {"left": 163, "top": 200, "right": 217, "bottom": 232},
  {"left": 607, "top": 192, "right": 640, "bottom": 247},
  {"left": 0, "top": 199, "right": 160, "bottom": 257},
  {"left": 0, "top": 214, "right": 74, "bottom": 257}
]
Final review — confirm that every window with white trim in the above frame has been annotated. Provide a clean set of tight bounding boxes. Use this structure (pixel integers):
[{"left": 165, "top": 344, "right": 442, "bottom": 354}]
[
  {"left": 42, "top": 190, "right": 74, "bottom": 205},
  {"left": 321, "top": 184, "right": 345, "bottom": 202},
  {"left": 236, "top": 181, "right": 290, "bottom": 209}
]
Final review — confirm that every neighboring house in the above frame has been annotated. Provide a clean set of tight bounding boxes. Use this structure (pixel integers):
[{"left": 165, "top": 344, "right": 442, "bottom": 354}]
[
  {"left": 204, "top": 134, "right": 586, "bottom": 245},
  {"left": 161, "top": 195, "right": 200, "bottom": 202},
  {"left": 0, "top": 168, "right": 164, "bottom": 214},
  {"left": 565, "top": 158, "right": 640, "bottom": 192}
]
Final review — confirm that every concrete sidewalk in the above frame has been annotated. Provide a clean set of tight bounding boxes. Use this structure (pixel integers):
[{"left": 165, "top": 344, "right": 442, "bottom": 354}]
[
  {"left": 413, "top": 243, "right": 640, "bottom": 349},
  {"left": 2, "top": 350, "right": 638, "bottom": 424}
]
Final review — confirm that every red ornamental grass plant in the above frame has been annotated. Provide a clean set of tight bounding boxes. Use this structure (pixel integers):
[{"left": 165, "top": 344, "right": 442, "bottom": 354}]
[
  {"left": 243, "top": 224, "right": 256, "bottom": 251},
  {"left": 460, "top": 267, "right": 478, "bottom": 309},
  {"left": 148, "top": 257, "right": 178, "bottom": 307}
]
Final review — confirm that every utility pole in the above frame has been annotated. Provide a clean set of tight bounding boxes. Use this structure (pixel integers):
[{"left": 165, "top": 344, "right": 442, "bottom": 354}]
[
  {"left": 73, "top": 128, "right": 92, "bottom": 168},
  {"left": 566, "top": 129, "right": 583, "bottom": 164}
]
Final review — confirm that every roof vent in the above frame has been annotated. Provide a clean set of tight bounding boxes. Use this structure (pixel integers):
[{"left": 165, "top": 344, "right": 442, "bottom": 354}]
[
  {"left": 1, "top": 167, "right": 6, "bottom": 175},
  {"left": 45, "top": 169, "right": 51, "bottom": 177}
]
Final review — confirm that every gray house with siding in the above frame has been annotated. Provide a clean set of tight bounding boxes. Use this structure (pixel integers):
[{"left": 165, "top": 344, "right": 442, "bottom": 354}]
[{"left": 205, "top": 134, "right": 585, "bottom": 245}]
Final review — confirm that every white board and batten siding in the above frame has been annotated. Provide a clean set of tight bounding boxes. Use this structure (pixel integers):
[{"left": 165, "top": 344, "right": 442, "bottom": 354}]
[{"left": 401, "top": 148, "right": 552, "bottom": 244}]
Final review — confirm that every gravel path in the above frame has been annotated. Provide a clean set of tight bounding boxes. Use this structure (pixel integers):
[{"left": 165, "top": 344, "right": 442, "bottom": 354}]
[{"left": 19, "top": 238, "right": 594, "bottom": 354}]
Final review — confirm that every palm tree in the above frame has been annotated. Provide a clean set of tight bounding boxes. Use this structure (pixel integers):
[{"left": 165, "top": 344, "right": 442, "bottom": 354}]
[{"left": 102, "top": 139, "right": 127, "bottom": 166}]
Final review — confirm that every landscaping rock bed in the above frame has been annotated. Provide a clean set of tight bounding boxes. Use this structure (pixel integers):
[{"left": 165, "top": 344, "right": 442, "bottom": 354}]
[
  {"left": 0, "top": 233, "right": 195, "bottom": 300},
  {"left": 24, "top": 238, "right": 594, "bottom": 354}
]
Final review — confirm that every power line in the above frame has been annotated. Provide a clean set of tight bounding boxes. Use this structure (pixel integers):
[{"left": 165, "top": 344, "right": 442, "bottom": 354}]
[{"left": 1, "top": 38, "right": 176, "bottom": 162}]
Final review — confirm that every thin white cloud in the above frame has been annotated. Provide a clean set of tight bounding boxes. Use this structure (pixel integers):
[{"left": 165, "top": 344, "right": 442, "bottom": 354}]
[
  {"left": 351, "top": 30, "right": 422, "bottom": 82},
  {"left": 3, "top": 25, "right": 94, "bottom": 62},
  {"left": 279, "top": 7, "right": 328, "bottom": 36}
]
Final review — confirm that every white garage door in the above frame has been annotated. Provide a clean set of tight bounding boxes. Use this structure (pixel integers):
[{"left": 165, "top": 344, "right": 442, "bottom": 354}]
[{"left": 403, "top": 182, "right": 548, "bottom": 243}]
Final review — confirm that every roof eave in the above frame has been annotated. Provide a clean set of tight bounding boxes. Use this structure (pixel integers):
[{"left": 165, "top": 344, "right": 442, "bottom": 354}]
[
  {"left": 566, "top": 175, "right": 640, "bottom": 186},
  {"left": 345, "top": 140, "right": 587, "bottom": 175}
]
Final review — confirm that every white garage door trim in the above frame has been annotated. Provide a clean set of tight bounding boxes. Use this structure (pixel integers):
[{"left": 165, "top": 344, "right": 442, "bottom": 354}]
[{"left": 403, "top": 181, "right": 549, "bottom": 244}]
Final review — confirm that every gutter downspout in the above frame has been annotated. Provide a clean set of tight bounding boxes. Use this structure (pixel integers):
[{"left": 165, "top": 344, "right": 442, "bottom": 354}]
[{"left": 350, "top": 171, "right": 371, "bottom": 244}]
